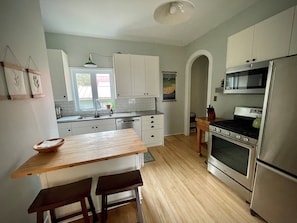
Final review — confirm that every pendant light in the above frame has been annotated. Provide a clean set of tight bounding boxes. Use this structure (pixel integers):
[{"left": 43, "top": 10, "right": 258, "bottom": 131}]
[
  {"left": 84, "top": 53, "right": 97, "bottom": 68},
  {"left": 154, "top": 0, "right": 195, "bottom": 25}
]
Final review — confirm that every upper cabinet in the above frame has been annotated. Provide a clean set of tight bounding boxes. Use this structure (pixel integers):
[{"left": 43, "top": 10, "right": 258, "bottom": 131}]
[
  {"left": 113, "top": 53, "right": 160, "bottom": 98},
  {"left": 113, "top": 54, "right": 132, "bottom": 98},
  {"left": 289, "top": 7, "right": 297, "bottom": 55},
  {"left": 226, "top": 26, "right": 254, "bottom": 68},
  {"left": 47, "top": 49, "right": 73, "bottom": 101},
  {"left": 226, "top": 6, "right": 295, "bottom": 68}
]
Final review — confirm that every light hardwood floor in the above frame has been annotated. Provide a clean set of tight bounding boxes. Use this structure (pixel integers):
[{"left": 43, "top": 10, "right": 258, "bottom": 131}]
[{"left": 74, "top": 134, "right": 264, "bottom": 223}]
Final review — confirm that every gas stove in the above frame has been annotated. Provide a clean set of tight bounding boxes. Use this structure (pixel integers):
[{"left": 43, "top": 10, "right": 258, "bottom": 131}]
[{"left": 210, "top": 107, "right": 262, "bottom": 146}]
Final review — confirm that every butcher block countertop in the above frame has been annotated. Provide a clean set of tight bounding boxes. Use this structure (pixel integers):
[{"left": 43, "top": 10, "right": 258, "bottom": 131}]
[{"left": 11, "top": 129, "right": 147, "bottom": 178}]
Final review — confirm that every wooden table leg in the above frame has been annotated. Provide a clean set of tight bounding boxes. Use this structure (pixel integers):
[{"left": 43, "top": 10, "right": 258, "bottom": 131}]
[{"left": 196, "top": 128, "right": 202, "bottom": 156}]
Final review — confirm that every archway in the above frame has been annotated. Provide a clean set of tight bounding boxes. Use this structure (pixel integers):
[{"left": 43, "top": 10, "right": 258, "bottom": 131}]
[{"left": 184, "top": 50, "right": 213, "bottom": 135}]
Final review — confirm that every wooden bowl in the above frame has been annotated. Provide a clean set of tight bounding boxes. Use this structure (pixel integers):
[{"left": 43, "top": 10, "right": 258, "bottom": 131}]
[{"left": 33, "top": 138, "right": 64, "bottom": 153}]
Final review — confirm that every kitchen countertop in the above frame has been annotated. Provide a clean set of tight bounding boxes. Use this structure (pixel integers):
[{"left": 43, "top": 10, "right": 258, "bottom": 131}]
[
  {"left": 11, "top": 129, "right": 147, "bottom": 178},
  {"left": 57, "top": 110, "right": 163, "bottom": 123}
]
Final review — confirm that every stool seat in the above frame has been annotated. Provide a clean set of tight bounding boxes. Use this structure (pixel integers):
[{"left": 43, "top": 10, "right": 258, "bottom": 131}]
[
  {"left": 96, "top": 170, "right": 143, "bottom": 223},
  {"left": 28, "top": 178, "right": 97, "bottom": 223}
]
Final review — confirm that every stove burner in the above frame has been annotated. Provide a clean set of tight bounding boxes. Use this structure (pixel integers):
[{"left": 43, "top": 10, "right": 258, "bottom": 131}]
[{"left": 211, "top": 119, "right": 259, "bottom": 139}]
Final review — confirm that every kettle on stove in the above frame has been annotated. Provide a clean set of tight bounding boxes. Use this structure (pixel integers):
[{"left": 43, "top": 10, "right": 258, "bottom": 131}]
[{"left": 252, "top": 117, "right": 261, "bottom": 129}]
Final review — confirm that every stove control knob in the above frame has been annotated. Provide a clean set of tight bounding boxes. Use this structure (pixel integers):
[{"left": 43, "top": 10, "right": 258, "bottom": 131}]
[
  {"left": 236, "top": 135, "right": 241, "bottom": 139},
  {"left": 216, "top": 128, "right": 221, "bottom": 133},
  {"left": 243, "top": 137, "right": 249, "bottom": 142},
  {"left": 225, "top": 131, "right": 230, "bottom": 136}
]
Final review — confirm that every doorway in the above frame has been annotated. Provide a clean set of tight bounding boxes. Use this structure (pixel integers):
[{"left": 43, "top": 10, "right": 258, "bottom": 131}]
[{"left": 184, "top": 50, "right": 213, "bottom": 135}]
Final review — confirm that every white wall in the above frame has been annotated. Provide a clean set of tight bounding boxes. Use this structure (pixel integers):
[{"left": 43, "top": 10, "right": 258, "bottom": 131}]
[
  {"left": 185, "top": 0, "right": 297, "bottom": 119},
  {"left": 0, "top": 0, "right": 58, "bottom": 222},
  {"left": 45, "top": 33, "right": 186, "bottom": 135}
]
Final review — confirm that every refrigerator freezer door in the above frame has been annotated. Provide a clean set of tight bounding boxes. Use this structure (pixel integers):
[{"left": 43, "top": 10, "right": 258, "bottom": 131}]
[
  {"left": 251, "top": 162, "right": 297, "bottom": 223},
  {"left": 258, "top": 55, "right": 297, "bottom": 176}
]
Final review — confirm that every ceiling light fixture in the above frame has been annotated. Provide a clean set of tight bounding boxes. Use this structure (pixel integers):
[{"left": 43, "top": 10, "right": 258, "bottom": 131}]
[
  {"left": 84, "top": 53, "right": 97, "bottom": 68},
  {"left": 154, "top": 0, "right": 195, "bottom": 25}
]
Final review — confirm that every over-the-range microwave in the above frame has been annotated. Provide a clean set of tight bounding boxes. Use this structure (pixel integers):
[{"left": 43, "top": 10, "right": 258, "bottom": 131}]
[{"left": 224, "top": 60, "right": 269, "bottom": 94}]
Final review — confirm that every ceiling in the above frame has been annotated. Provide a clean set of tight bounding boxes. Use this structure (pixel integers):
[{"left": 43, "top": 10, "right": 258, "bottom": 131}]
[{"left": 39, "top": 0, "right": 260, "bottom": 47}]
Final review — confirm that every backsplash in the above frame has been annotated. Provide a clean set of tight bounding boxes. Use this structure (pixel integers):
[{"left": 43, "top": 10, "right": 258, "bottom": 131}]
[{"left": 55, "top": 98, "right": 156, "bottom": 117}]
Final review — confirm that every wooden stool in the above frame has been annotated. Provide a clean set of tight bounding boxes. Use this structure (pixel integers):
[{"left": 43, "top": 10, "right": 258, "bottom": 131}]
[
  {"left": 28, "top": 178, "right": 98, "bottom": 223},
  {"left": 96, "top": 170, "right": 143, "bottom": 223}
]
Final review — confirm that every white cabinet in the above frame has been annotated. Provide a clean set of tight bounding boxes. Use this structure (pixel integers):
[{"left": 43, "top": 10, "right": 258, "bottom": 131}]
[
  {"left": 252, "top": 7, "right": 294, "bottom": 62},
  {"left": 72, "top": 119, "right": 116, "bottom": 135},
  {"left": 47, "top": 49, "right": 73, "bottom": 101},
  {"left": 113, "top": 54, "right": 132, "bottom": 97},
  {"left": 141, "top": 114, "right": 164, "bottom": 147},
  {"left": 226, "top": 26, "right": 254, "bottom": 68},
  {"left": 226, "top": 7, "right": 295, "bottom": 68},
  {"left": 144, "top": 56, "right": 160, "bottom": 97},
  {"left": 113, "top": 54, "right": 160, "bottom": 98},
  {"left": 58, "top": 119, "right": 116, "bottom": 136},
  {"left": 289, "top": 6, "right": 297, "bottom": 55},
  {"left": 58, "top": 123, "right": 72, "bottom": 137}
]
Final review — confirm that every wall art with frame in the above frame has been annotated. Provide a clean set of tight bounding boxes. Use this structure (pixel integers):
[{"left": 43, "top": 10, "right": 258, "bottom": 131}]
[
  {"left": 27, "top": 68, "right": 44, "bottom": 98},
  {"left": 162, "top": 71, "right": 176, "bottom": 102},
  {"left": 1, "top": 62, "right": 30, "bottom": 100}
]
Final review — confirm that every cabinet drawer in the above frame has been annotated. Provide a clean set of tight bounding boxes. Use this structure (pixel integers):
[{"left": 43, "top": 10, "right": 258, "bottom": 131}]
[
  {"left": 142, "top": 129, "right": 163, "bottom": 147},
  {"left": 142, "top": 115, "right": 163, "bottom": 125},
  {"left": 142, "top": 123, "right": 163, "bottom": 130}
]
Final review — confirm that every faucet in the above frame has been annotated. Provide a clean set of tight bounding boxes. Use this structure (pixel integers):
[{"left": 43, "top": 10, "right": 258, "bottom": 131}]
[{"left": 94, "top": 99, "right": 101, "bottom": 118}]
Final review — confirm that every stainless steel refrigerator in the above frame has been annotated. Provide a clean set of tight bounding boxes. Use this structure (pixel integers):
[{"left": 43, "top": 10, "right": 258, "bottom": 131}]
[{"left": 250, "top": 55, "right": 297, "bottom": 223}]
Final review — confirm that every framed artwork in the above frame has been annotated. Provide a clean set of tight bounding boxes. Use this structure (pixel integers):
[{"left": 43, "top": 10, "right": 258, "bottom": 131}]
[
  {"left": 162, "top": 71, "right": 176, "bottom": 101},
  {"left": 27, "top": 68, "right": 44, "bottom": 98},
  {"left": 1, "top": 62, "right": 29, "bottom": 100}
]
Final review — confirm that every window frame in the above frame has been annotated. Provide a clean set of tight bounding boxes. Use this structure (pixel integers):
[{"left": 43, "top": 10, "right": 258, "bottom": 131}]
[{"left": 70, "top": 67, "right": 115, "bottom": 112}]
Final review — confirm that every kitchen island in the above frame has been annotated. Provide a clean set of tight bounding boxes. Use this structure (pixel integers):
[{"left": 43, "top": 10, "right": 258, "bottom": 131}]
[{"left": 11, "top": 129, "right": 147, "bottom": 220}]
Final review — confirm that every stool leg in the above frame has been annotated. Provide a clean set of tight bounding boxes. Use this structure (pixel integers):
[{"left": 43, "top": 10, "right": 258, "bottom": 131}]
[
  {"left": 101, "top": 194, "right": 106, "bottom": 223},
  {"left": 50, "top": 209, "right": 57, "bottom": 223},
  {"left": 80, "top": 198, "right": 90, "bottom": 223},
  {"left": 87, "top": 195, "right": 98, "bottom": 223},
  {"left": 36, "top": 211, "right": 43, "bottom": 223},
  {"left": 135, "top": 188, "right": 143, "bottom": 223}
]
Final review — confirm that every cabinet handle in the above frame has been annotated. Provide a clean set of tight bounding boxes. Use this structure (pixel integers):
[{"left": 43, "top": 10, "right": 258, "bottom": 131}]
[
  {"left": 151, "top": 135, "right": 155, "bottom": 138},
  {"left": 252, "top": 58, "right": 256, "bottom": 62},
  {"left": 63, "top": 96, "right": 66, "bottom": 98},
  {"left": 151, "top": 126, "right": 155, "bottom": 128},
  {"left": 68, "top": 129, "right": 71, "bottom": 132},
  {"left": 246, "top": 60, "right": 250, "bottom": 63},
  {"left": 150, "top": 116, "right": 154, "bottom": 119},
  {"left": 151, "top": 121, "right": 154, "bottom": 123}
]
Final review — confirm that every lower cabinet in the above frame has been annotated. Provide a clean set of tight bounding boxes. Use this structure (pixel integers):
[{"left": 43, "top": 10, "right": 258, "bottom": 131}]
[
  {"left": 57, "top": 123, "right": 72, "bottom": 137},
  {"left": 58, "top": 114, "right": 165, "bottom": 148},
  {"left": 141, "top": 114, "right": 164, "bottom": 147},
  {"left": 58, "top": 119, "right": 116, "bottom": 137}
]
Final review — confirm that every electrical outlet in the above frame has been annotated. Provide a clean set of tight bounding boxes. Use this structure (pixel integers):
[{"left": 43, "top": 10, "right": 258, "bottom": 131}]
[{"left": 213, "top": 96, "right": 217, "bottom": 101}]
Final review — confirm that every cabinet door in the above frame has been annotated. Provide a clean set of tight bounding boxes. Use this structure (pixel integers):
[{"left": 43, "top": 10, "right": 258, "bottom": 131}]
[
  {"left": 226, "top": 26, "right": 254, "bottom": 68},
  {"left": 131, "top": 55, "right": 146, "bottom": 97},
  {"left": 71, "top": 121, "right": 97, "bottom": 135},
  {"left": 145, "top": 56, "right": 160, "bottom": 97},
  {"left": 289, "top": 6, "right": 297, "bottom": 56},
  {"left": 113, "top": 54, "right": 132, "bottom": 98},
  {"left": 47, "top": 49, "right": 73, "bottom": 101},
  {"left": 253, "top": 7, "right": 294, "bottom": 62},
  {"left": 97, "top": 119, "right": 116, "bottom": 132},
  {"left": 58, "top": 123, "right": 72, "bottom": 137}
]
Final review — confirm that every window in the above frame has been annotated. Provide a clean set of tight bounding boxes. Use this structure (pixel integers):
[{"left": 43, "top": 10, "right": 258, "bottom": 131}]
[{"left": 71, "top": 68, "right": 115, "bottom": 111}]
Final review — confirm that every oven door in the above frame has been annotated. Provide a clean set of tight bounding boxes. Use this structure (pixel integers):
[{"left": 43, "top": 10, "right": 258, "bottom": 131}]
[{"left": 208, "top": 132, "right": 257, "bottom": 191}]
